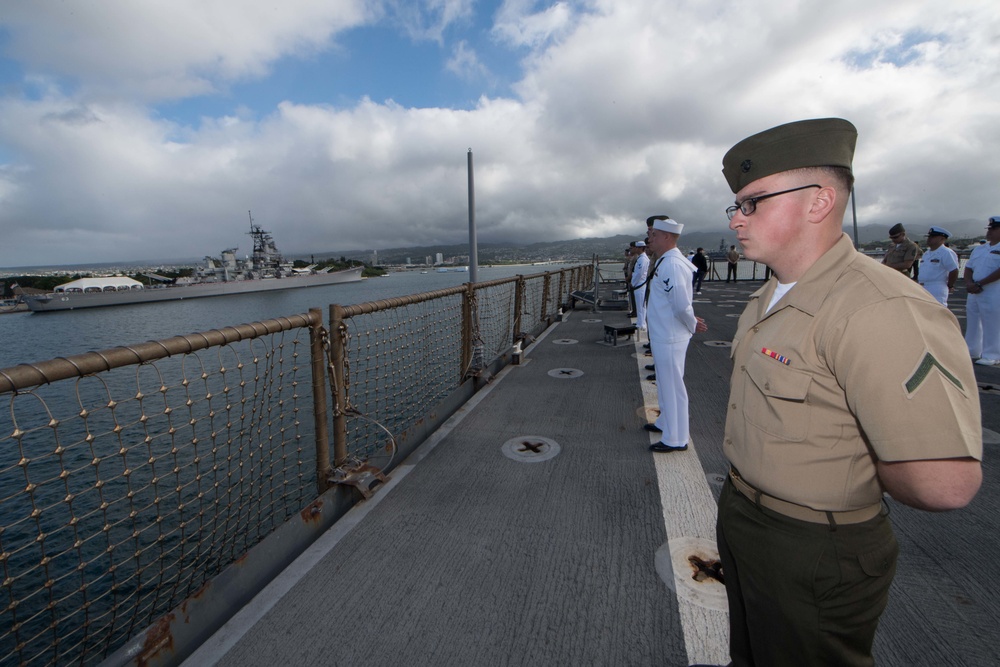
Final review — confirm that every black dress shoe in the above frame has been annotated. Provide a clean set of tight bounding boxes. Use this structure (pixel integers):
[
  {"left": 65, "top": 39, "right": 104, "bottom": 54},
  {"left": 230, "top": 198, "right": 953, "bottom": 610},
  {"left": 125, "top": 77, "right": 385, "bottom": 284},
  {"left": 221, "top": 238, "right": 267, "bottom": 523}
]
[
  {"left": 649, "top": 442, "right": 688, "bottom": 453},
  {"left": 644, "top": 364, "right": 655, "bottom": 370},
  {"left": 646, "top": 374, "right": 656, "bottom": 381},
  {"left": 642, "top": 423, "right": 662, "bottom": 433}
]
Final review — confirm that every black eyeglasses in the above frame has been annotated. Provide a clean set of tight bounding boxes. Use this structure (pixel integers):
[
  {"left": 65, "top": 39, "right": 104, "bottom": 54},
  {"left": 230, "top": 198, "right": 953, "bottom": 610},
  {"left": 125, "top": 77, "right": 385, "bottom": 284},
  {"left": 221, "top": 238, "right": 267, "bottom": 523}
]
[{"left": 726, "top": 184, "right": 821, "bottom": 221}]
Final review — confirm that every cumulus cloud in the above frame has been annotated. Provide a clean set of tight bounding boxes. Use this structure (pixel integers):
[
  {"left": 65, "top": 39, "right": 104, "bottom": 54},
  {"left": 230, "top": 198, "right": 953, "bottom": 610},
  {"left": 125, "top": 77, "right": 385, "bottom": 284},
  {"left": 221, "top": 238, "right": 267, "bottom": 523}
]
[
  {"left": 0, "top": 0, "right": 374, "bottom": 102},
  {"left": 0, "top": 0, "right": 998, "bottom": 267}
]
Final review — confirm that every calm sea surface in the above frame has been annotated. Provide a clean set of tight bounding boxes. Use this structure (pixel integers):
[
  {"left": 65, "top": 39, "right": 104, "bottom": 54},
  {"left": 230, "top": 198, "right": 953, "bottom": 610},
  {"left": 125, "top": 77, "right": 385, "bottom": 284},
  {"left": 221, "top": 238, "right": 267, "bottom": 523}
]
[{"left": 0, "top": 264, "right": 585, "bottom": 370}]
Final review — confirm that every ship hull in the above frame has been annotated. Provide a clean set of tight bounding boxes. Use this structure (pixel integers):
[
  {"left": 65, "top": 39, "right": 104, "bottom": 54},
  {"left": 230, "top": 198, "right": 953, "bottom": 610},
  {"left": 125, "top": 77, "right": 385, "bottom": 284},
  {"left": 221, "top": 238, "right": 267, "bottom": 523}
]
[{"left": 24, "top": 266, "right": 364, "bottom": 312}]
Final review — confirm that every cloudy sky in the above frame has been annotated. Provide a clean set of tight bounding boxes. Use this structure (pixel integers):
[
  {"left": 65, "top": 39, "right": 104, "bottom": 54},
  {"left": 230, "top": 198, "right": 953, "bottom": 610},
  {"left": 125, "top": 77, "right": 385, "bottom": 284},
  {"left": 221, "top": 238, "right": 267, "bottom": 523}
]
[{"left": 1, "top": 0, "right": 998, "bottom": 268}]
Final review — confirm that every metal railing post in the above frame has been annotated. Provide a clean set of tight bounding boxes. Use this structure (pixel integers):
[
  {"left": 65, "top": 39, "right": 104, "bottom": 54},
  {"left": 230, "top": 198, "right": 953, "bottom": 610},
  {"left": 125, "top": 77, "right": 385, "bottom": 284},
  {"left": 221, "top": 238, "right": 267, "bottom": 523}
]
[
  {"left": 557, "top": 270, "right": 566, "bottom": 311},
  {"left": 513, "top": 275, "right": 525, "bottom": 342},
  {"left": 461, "top": 283, "right": 474, "bottom": 380},
  {"left": 308, "top": 308, "right": 332, "bottom": 493},
  {"left": 541, "top": 272, "right": 552, "bottom": 322},
  {"left": 330, "top": 304, "right": 349, "bottom": 467},
  {"left": 591, "top": 255, "right": 599, "bottom": 312}
]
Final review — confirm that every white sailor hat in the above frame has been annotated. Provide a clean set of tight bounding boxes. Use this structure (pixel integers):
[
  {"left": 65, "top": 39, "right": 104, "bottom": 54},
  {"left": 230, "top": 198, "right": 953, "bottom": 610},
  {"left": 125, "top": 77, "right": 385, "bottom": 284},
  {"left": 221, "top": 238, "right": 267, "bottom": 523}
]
[
  {"left": 926, "top": 226, "right": 951, "bottom": 238},
  {"left": 635, "top": 241, "right": 647, "bottom": 247},
  {"left": 652, "top": 218, "right": 684, "bottom": 234}
]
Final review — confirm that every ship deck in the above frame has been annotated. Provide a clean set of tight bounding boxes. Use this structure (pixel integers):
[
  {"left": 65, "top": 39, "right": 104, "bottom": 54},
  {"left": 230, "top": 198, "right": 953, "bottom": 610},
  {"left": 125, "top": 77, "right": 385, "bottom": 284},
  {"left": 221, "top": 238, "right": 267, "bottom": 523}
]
[{"left": 183, "top": 280, "right": 1000, "bottom": 667}]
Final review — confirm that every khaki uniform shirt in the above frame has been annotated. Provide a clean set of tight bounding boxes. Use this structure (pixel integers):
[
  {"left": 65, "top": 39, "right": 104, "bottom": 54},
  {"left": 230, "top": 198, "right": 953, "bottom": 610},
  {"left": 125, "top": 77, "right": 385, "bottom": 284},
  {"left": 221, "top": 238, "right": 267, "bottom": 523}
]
[
  {"left": 882, "top": 238, "right": 918, "bottom": 272},
  {"left": 727, "top": 249, "right": 740, "bottom": 264},
  {"left": 724, "top": 234, "right": 982, "bottom": 511}
]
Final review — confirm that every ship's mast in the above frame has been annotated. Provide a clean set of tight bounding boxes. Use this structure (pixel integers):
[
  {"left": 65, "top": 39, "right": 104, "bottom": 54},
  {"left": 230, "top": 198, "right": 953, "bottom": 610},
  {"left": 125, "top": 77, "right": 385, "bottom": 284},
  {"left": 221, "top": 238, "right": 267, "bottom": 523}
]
[{"left": 247, "top": 210, "right": 281, "bottom": 271}]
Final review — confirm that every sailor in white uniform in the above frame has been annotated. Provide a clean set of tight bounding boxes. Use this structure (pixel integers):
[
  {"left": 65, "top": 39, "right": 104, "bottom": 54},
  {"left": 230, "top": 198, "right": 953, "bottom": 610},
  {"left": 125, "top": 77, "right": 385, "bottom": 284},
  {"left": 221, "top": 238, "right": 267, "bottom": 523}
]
[
  {"left": 965, "top": 216, "right": 1000, "bottom": 366},
  {"left": 631, "top": 241, "right": 651, "bottom": 329},
  {"left": 643, "top": 217, "right": 707, "bottom": 452},
  {"left": 917, "top": 226, "right": 959, "bottom": 306}
]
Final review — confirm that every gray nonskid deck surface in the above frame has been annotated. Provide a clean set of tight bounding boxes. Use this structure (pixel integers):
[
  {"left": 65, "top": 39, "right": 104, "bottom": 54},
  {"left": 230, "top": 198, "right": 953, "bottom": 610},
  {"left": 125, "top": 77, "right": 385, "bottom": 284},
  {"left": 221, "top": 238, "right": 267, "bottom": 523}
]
[
  {"left": 190, "top": 280, "right": 1000, "bottom": 667},
  {"left": 199, "top": 311, "right": 691, "bottom": 666}
]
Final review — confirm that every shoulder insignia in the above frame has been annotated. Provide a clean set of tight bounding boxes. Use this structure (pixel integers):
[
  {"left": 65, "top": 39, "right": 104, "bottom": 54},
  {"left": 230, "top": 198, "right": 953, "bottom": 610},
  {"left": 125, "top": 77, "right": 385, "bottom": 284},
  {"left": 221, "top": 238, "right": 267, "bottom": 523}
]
[{"left": 904, "top": 352, "right": 964, "bottom": 396}]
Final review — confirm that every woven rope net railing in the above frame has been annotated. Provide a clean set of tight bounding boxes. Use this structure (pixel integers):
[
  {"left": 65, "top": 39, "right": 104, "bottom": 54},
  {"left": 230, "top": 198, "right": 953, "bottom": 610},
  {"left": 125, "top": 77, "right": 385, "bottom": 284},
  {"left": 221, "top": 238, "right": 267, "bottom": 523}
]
[
  {"left": 329, "top": 268, "right": 592, "bottom": 466},
  {"left": 0, "top": 317, "right": 320, "bottom": 666},
  {"left": 334, "top": 281, "right": 507, "bottom": 466}
]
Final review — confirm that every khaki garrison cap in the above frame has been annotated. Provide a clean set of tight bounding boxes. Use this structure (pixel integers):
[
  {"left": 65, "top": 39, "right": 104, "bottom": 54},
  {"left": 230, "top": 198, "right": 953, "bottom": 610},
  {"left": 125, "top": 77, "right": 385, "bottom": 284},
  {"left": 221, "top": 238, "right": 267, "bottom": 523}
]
[{"left": 722, "top": 118, "right": 857, "bottom": 193}]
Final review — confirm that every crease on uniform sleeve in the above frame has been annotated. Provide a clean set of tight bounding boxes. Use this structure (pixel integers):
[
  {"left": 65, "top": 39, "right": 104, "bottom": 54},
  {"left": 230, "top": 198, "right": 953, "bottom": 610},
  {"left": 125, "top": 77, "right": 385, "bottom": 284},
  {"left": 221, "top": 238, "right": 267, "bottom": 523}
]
[{"left": 827, "top": 297, "right": 982, "bottom": 462}]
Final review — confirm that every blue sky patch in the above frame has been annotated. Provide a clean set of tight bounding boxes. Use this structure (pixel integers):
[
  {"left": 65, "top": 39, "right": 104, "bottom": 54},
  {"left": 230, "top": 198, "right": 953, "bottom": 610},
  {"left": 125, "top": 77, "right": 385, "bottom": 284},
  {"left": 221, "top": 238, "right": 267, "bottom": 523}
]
[{"left": 845, "top": 30, "right": 946, "bottom": 69}]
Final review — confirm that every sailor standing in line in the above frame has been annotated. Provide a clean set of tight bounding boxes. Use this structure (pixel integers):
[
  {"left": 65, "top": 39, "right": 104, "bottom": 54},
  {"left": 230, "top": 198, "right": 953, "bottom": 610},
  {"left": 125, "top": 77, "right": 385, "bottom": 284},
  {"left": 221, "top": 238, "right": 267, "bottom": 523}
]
[
  {"left": 642, "top": 217, "right": 707, "bottom": 451},
  {"left": 917, "top": 226, "right": 959, "bottom": 306},
  {"left": 631, "top": 241, "right": 651, "bottom": 330},
  {"left": 965, "top": 216, "right": 1000, "bottom": 366}
]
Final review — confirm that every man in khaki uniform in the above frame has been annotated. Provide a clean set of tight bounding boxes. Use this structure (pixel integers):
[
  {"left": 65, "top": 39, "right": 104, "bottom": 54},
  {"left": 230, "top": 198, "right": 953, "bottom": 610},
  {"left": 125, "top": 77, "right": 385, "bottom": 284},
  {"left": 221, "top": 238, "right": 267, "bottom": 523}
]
[
  {"left": 725, "top": 245, "right": 740, "bottom": 282},
  {"left": 882, "top": 222, "right": 919, "bottom": 274},
  {"left": 718, "top": 118, "right": 982, "bottom": 667}
]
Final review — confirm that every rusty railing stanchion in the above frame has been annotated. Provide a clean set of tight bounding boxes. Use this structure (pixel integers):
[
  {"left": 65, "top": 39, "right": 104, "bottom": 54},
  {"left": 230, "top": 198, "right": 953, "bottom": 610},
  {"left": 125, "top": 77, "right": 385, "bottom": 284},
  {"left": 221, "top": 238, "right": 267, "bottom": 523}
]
[
  {"left": 557, "top": 271, "right": 566, "bottom": 312},
  {"left": 461, "top": 282, "right": 474, "bottom": 380},
  {"left": 330, "top": 304, "right": 349, "bottom": 467},
  {"left": 308, "top": 308, "right": 332, "bottom": 494},
  {"left": 541, "top": 272, "right": 552, "bottom": 323},
  {"left": 513, "top": 275, "right": 525, "bottom": 343}
]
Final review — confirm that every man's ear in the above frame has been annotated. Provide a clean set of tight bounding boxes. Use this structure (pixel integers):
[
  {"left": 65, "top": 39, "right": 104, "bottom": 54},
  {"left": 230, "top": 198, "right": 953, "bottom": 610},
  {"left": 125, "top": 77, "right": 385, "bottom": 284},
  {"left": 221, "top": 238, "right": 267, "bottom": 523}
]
[{"left": 808, "top": 185, "right": 838, "bottom": 223}]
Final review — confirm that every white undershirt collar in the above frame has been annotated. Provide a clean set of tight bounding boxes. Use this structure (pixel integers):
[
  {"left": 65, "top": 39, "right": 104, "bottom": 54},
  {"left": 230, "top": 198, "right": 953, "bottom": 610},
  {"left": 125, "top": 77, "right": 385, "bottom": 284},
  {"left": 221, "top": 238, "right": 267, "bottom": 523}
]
[{"left": 766, "top": 281, "right": 796, "bottom": 313}]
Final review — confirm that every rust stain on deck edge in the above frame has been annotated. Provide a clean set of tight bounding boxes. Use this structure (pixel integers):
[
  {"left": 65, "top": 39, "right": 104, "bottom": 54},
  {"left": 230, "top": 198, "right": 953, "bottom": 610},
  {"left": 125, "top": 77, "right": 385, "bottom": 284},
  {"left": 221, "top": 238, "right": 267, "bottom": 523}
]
[{"left": 138, "top": 613, "right": 175, "bottom": 666}]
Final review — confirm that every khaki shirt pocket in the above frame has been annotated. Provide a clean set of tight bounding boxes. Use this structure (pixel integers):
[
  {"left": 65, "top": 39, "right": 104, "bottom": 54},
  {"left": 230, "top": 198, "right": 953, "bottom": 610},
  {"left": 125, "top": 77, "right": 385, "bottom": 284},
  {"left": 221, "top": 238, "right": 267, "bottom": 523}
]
[{"left": 743, "top": 352, "right": 813, "bottom": 442}]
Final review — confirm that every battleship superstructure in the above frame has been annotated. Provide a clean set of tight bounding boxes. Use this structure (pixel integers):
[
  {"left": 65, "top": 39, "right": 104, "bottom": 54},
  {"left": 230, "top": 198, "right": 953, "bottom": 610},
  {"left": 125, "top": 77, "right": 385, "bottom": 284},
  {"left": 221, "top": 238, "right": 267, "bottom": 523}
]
[{"left": 23, "top": 216, "right": 363, "bottom": 312}]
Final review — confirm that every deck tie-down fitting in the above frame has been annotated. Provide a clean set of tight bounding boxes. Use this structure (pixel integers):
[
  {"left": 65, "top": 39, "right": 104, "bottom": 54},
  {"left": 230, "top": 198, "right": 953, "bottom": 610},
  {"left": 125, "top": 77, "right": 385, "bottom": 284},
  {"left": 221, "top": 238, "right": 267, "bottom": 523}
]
[
  {"left": 328, "top": 459, "right": 389, "bottom": 499},
  {"left": 689, "top": 555, "right": 725, "bottom": 584},
  {"left": 501, "top": 435, "right": 561, "bottom": 463}
]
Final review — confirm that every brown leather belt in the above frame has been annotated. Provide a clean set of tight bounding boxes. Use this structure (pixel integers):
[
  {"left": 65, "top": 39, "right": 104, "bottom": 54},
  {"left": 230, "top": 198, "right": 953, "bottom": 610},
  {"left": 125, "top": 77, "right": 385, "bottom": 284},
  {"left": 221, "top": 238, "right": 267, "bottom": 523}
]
[{"left": 728, "top": 468, "right": 882, "bottom": 526}]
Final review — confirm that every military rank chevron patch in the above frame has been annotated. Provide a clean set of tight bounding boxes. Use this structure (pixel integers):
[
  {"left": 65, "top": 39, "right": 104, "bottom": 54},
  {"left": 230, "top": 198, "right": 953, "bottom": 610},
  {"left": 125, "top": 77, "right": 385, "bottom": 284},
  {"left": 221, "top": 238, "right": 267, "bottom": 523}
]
[{"left": 904, "top": 352, "right": 964, "bottom": 396}]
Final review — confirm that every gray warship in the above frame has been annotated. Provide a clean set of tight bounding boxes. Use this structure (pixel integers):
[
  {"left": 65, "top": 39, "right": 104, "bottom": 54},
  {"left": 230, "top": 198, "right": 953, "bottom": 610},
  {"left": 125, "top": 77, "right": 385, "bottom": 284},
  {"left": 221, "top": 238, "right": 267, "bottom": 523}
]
[{"left": 22, "top": 216, "right": 364, "bottom": 312}]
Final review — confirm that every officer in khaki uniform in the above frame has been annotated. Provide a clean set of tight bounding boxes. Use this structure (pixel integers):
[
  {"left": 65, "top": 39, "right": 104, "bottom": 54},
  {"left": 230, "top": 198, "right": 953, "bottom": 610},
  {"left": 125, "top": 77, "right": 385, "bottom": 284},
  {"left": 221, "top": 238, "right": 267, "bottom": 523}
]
[
  {"left": 718, "top": 118, "right": 982, "bottom": 667},
  {"left": 882, "top": 223, "right": 919, "bottom": 274}
]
